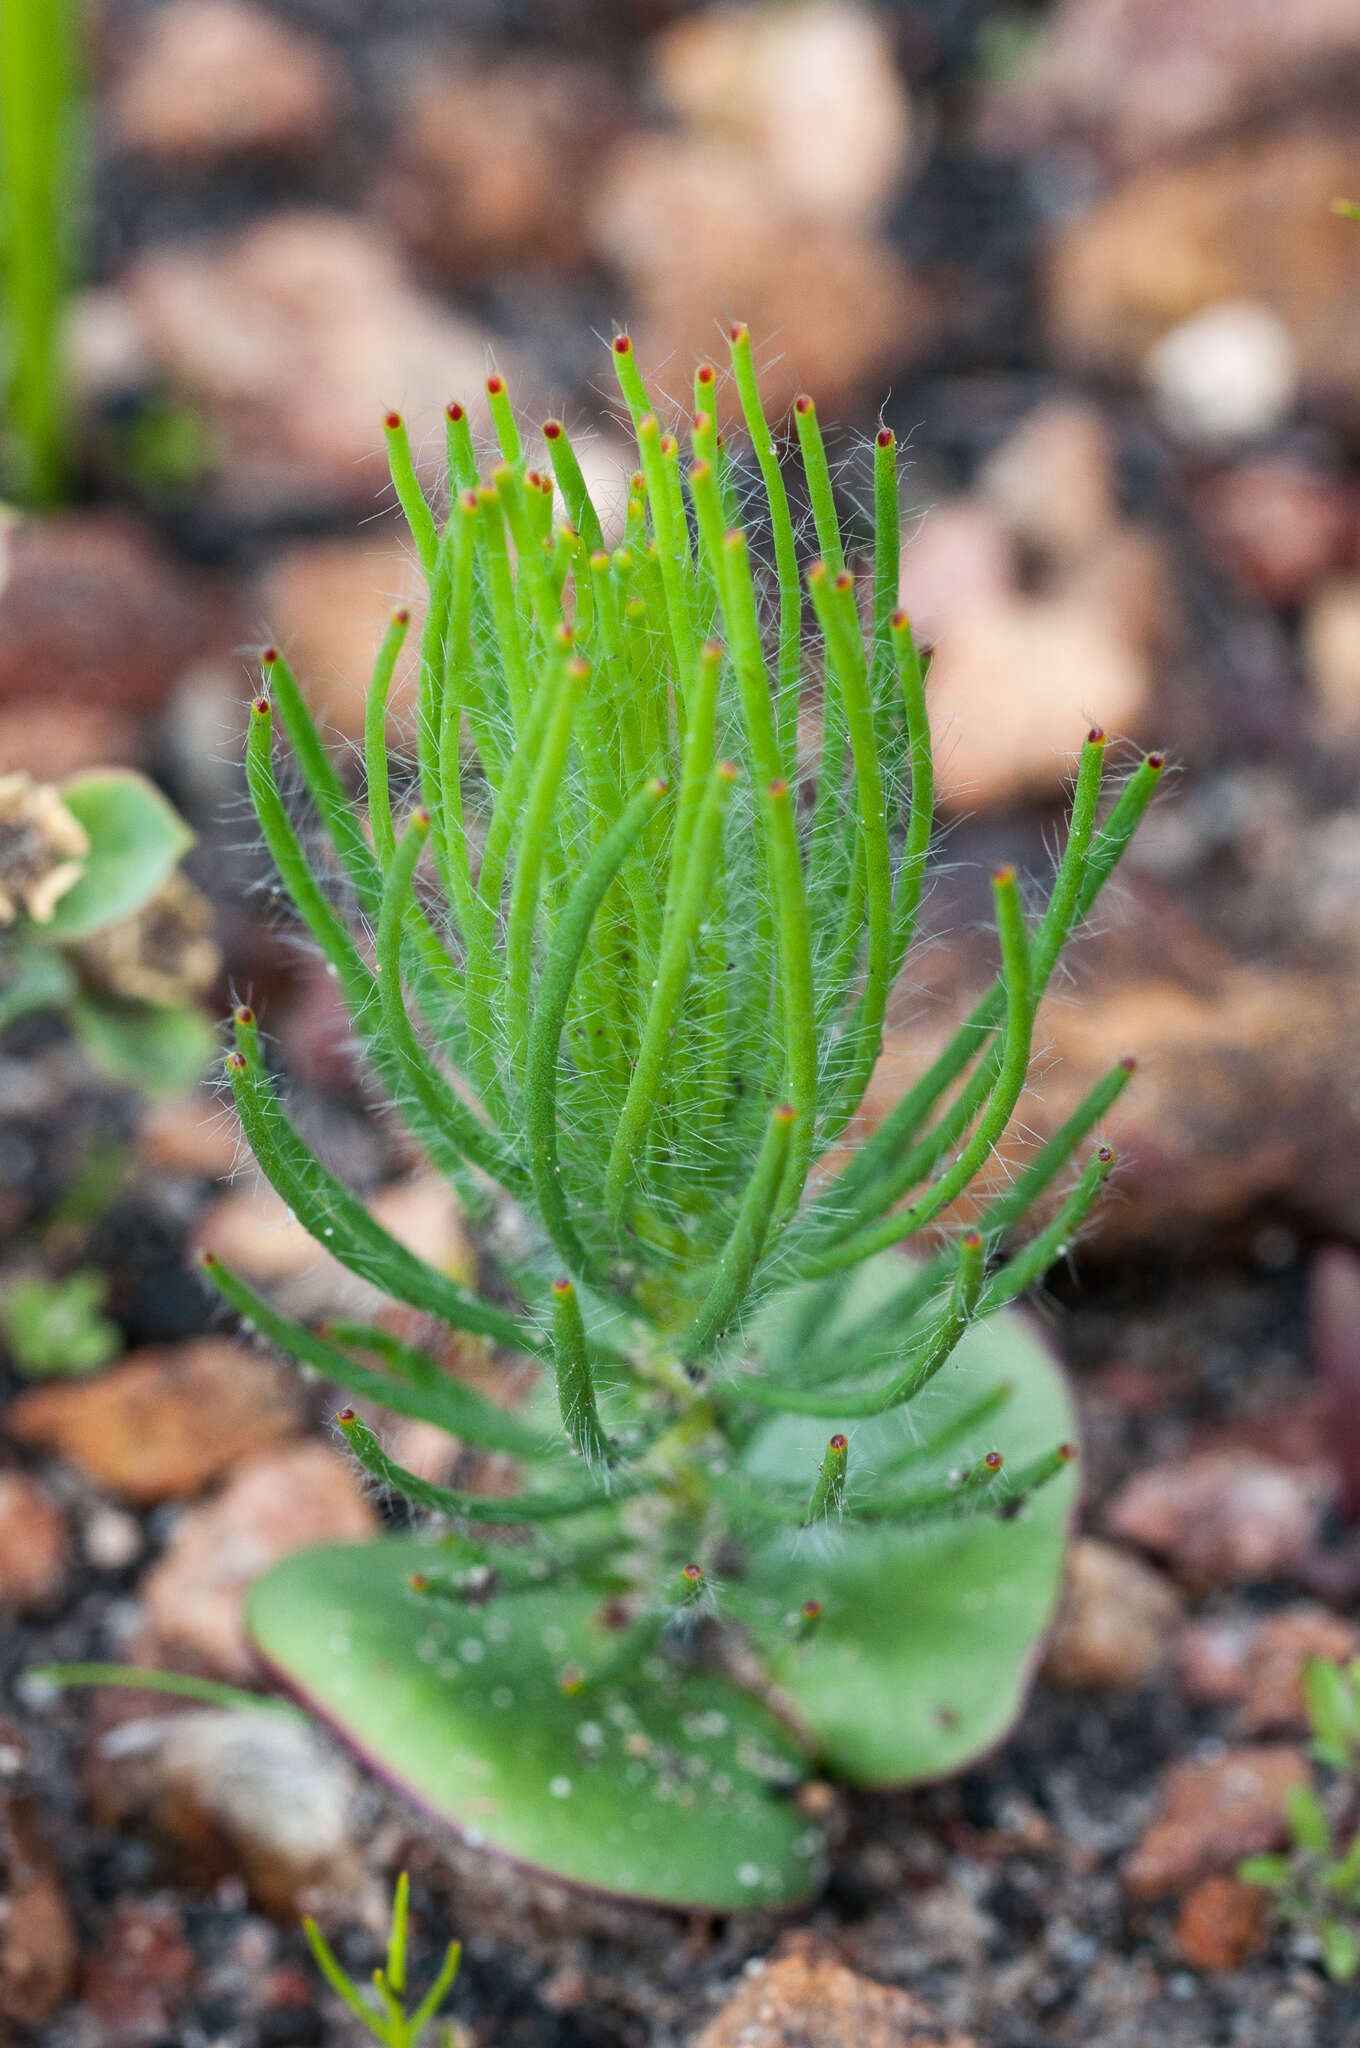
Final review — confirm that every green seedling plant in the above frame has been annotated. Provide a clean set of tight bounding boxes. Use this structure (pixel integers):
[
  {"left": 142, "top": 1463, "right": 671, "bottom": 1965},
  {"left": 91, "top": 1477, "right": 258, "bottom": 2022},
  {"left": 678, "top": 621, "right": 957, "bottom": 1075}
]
[
  {"left": 0, "top": 1267, "right": 119, "bottom": 1376},
  {"left": 304, "top": 1873, "right": 463, "bottom": 2048},
  {"left": 0, "top": 767, "right": 217, "bottom": 1093},
  {"left": 1241, "top": 1657, "right": 1360, "bottom": 1982},
  {"left": 200, "top": 330, "right": 1161, "bottom": 1909}
]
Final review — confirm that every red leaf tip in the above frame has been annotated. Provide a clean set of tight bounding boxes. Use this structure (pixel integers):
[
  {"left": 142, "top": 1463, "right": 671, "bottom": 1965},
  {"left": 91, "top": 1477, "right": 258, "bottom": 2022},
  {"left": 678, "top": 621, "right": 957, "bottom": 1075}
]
[{"left": 829, "top": 1433, "right": 848, "bottom": 1452}]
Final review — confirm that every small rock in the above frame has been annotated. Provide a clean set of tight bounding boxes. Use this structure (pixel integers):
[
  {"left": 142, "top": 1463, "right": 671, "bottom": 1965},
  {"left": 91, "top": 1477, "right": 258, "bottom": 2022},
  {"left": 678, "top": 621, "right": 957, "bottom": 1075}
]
[
  {"left": 1147, "top": 299, "right": 1300, "bottom": 447},
  {"left": 83, "top": 1504, "right": 145, "bottom": 1573},
  {"left": 1196, "top": 460, "right": 1354, "bottom": 607},
  {"left": 979, "top": 400, "right": 1120, "bottom": 570},
  {"left": 1046, "top": 126, "right": 1360, "bottom": 417},
  {"left": 0, "top": 1472, "right": 70, "bottom": 1613},
  {"left": 0, "top": 512, "right": 223, "bottom": 711},
  {"left": 652, "top": 2, "right": 913, "bottom": 227},
  {"left": 197, "top": 1168, "right": 473, "bottom": 1320},
  {"left": 1304, "top": 579, "right": 1360, "bottom": 738},
  {"left": 1013, "top": 906, "right": 1360, "bottom": 1249},
  {"left": 1105, "top": 1450, "right": 1331, "bottom": 1587},
  {"left": 195, "top": 1173, "right": 319, "bottom": 1289},
  {"left": 1044, "top": 1537, "right": 1183, "bottom": 1691},
  {"left": 1240, "top": 1607, "right": 1360, "bottom": 1735},
  {"left": 896, "top": 499, "right": 1016, "bottom": 642},
  {"left": 255, "top": 534, "right": 424, "bottom": 742},
  {"left": 110, "top": 0, "right": 348, "bottom": 164},
  {"left": 924, "top": 591, "right": 1149, "bottom": 811},
  {"left": 1122, "top": 1746, "right": 1308, "bottom": 1902},
  {"left": 1064, "top": 524, "right": 1176, "bottom": 653},
  {"left": 694, "top": 1932, "right": 978, "bottom": 2048},
  {"left": 90, "top": 1710, "right": 366, "bottom": 1920},
  {"left": 990, "top": 0, "right": 1360, "bottom": 169},
  {"left": 140, "top": 1442, "right": 376, "bottom": 1681},
  {"left": 0, "top": 700, "right": 142, "bottom": 779},
  {"left": 7, "top": 1338, "right": 304, "bottom": 1504},
  {"left": 138, "top": 1094, "right": 243, "bottom": 1181},
  {"left": 381, "top": 56, "right": 628, "bottom": 278},
  {"left": 78, "top": 1897, "right": 195, "bottom": 2046},
  {"left": 122, "top": 213, "right": 519, "bottom": 515},
  {"left": 1175, "top": 1873, "right": 1270, "bottom": 1972},
  {"left": 0, "top": 1729, "right": 78, "bottom": 2025},
  {"left": 1177, "top": 1616, "right": 1256, "bottom": 1706},
  {"left": 590, "top": 133, "right": 925, "bottom": 419}
]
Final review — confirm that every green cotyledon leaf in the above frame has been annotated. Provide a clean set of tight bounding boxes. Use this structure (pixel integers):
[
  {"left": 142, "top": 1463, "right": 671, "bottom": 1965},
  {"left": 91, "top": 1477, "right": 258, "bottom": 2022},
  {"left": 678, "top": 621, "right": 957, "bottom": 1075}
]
[
  {"left": 248, "top": 1538, "right": 825, "bottom": 1910},
  {"left": 730, "top": 1258, "right": 1077, "bottom": 1787}
]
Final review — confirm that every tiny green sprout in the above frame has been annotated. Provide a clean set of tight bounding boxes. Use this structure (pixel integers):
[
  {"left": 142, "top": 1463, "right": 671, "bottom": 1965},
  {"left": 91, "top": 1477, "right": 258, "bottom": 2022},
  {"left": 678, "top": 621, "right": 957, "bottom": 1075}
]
[
  {"left": 209, "top": 331, "right": 1160, "bottom": 1907},
  {"left": 1241, "top": 1657, "right": 1360, "bottom": 1982},
  {"left": 303, "top": 1872, "right": 463, "bottom": 2047},
  {"left": 0, "top": 1267, "right": 120, "bottom": 1377}
]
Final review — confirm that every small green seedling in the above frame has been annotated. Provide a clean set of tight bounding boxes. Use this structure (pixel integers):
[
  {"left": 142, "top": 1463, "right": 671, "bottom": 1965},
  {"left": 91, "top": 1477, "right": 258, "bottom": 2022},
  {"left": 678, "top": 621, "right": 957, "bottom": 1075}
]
[
  {"left": 1242, "top": 1657, "right": 1360, "bottom": 1982},
  {"left": 0, "top": 1266, "right": 119, "bottom": 1376},
  {"left": 304, "top": 1873, "right": 463, "bottom": 2047},
  {"left": 203, "top": 332, "right": 1159, "bottom": 1906},
  {"left": 0, "top": 767, "right": 217, "bottom": 1093}
]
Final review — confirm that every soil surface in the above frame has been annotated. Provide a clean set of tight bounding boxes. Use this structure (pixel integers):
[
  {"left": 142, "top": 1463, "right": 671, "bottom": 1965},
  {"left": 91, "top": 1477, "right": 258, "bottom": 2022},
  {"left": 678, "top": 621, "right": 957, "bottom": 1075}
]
[{"left": 5, "top": 0, "right": 1360, "bottom": 2041}]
